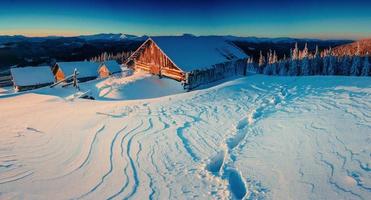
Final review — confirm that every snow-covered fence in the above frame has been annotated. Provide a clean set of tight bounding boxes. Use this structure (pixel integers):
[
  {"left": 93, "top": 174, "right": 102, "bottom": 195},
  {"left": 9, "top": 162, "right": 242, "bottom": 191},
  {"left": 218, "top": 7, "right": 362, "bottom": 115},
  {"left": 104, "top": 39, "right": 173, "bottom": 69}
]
[{"left": 185, "top": 59, "right": 247, "bottom": 90}]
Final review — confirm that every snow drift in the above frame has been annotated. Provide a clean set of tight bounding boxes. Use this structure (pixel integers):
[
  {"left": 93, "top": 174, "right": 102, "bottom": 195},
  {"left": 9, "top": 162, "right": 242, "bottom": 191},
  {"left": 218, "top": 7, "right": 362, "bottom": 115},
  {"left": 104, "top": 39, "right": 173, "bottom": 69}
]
[{"left": 0, "top": 74, "right": 370, "bottom": 200}]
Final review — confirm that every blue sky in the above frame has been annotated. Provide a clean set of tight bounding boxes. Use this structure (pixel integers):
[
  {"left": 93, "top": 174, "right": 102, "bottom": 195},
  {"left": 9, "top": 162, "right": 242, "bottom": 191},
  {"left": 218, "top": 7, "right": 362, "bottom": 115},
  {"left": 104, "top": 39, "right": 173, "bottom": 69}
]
[{"left": 0, "top": 0, "right": 370, "bottom": 39}]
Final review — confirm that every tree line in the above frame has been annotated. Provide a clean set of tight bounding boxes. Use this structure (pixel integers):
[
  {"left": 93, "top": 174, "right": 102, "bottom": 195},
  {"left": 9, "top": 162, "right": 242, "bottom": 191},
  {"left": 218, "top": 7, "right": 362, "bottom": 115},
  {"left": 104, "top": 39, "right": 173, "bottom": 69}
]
[
  {"left": 247, "top": 43, "right": 370, "bottom": 76},
  {"left": 90, "top": 51, "right": 132, "bottom": 64}
]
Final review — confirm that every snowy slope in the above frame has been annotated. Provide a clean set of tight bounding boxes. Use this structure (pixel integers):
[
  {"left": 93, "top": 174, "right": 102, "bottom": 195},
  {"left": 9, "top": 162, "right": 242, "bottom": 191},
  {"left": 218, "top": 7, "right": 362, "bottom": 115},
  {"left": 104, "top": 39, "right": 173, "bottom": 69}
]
[
  {"left": 94, "top": 72, "right": 185, "bottom": 100},
  {"left": 0, "top": 75, "right": 370, "bottom": 200}
]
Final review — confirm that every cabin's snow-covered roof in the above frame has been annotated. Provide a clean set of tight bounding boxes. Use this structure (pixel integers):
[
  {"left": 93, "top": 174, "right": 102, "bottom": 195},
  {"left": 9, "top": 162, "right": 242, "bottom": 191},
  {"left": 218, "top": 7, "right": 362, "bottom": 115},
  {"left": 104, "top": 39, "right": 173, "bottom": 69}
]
[
  {"left": 150, "top": 36, "right": 247, "bottom": 72},
  {"left": 56, "top": 61, "right": 100, "bottom": 78},
  {"left": 101, "top": 60, "right": 122, "bottom": 73},
  {"left": 11, "top": 66, "right": 54, "bottom": 86}
]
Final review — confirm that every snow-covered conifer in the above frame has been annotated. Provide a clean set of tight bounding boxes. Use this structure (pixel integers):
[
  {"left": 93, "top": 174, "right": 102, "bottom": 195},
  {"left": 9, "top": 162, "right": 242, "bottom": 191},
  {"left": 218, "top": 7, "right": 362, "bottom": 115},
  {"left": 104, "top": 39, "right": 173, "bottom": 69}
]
[
  {"left": 264, "top": 51, "right": 273, "bottom": 75},
  {"left": 350, "top": 45, "right": 361, "bottom": 76},
  {"left": 361, "top": 52, "right": 370, "bottom": 76},
  {"left": 311, "top": 45, "right": 321, "bottom": 75},
  {"left": 350, "top": 56, "right": 361, "bottom": 76},
  {"left": 340, "top": 56, "right": 351, "bottom": 75},
  {"left": 302, "top": 43, "right": 308, "bottom": 58},
  {"left": 301, "top": 43, "right": 310, "bottom": 75},
  {"left": 293, "top": 43, "right": 299, "bottom": 60},
  {"left": 247, "top": 57, "right": 256, "bottom": 73},
  {"left": 322, "top": 48, "right": 330, "bottom": 75},
  {"left": 258, "top": 51, "right": 265, "bottom": 73},
  {"left": 278, "top": 60, "right": 287, "bottom": 76},
  {"left": 289, "top": 48, "right": 298, "bottom": 76},
  {"left": 327, "top": 48, "right": 336, "bottom": 75},
  {"left": 271, "top": 51, "right": 278, "bottom": 75}
]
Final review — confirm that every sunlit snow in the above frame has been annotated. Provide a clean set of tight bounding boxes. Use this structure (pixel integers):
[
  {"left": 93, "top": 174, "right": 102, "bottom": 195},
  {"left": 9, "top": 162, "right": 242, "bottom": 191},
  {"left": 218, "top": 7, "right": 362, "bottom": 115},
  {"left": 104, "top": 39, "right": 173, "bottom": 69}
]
[{"left": 0, "top": 73, "right": 370, "bottom": 199}]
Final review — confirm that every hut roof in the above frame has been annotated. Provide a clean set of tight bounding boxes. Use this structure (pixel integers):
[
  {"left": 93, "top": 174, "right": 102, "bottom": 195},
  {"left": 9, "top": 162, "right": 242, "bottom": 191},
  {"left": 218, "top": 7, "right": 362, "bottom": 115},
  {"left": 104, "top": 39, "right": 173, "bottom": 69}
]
[
  {"left": 11, "top": 66, "right": 54, "bottom": 86},
  {"left": 101, "top": 60, "right": 122, "bottom": 73},
  {"left": 150, "top": 36, "right": 247, "bottom": 72},
  {"left": 56, "top": 61, "right": 100, "bottom": 78}
]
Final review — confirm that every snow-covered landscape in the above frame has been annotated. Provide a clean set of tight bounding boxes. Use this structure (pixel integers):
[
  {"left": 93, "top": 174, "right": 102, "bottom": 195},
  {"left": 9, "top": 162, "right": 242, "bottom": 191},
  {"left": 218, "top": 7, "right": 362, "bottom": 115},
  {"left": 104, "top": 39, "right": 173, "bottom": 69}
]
[
  {"left": 1, "top": 0, "right": 371, "bottom": 199},
  {"left": 0, "top": 72, "right": 370, "bottom": 199}
]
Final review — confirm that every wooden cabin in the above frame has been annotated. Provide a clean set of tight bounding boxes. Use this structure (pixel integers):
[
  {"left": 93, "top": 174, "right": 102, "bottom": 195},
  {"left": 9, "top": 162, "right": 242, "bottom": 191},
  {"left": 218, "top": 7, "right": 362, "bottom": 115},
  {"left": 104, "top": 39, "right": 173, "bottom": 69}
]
[
  {"left": 10, "top": 66, "right": 55, "bottom": 91},
  {"left": 126, "top": 36, "right": 248, "bottom": 89},
  {"left": 98, "top": 60, "right": 122, "bottom": 78},
  {"left": 52, "top": 61, "right": 100, "bottom": 82}
]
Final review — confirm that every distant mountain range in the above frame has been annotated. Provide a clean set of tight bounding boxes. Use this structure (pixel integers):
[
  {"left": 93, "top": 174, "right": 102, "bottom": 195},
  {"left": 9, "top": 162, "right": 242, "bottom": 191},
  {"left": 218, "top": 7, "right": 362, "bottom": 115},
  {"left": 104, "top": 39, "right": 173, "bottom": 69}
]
[
  {"left": 77, "top": 33, "right": 147, "bottom": 41},
  {"left": 0, "top": 33, "right": 354, "bottom": 45},
  {"left": 0, "top": 33, "right": 147, "bottom": 44}
]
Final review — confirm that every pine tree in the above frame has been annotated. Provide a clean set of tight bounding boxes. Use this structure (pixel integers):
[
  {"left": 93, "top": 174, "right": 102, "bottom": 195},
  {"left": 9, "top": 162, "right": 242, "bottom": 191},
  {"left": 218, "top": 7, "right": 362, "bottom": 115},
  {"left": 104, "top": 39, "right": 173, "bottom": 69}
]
[
  {"left": 271, "top": 51, "right": 278, "bottom": 75},
  {"left": 103, "top": 52, "right": 108, "bottom": 61},
  {"left": 350, "top": 44, "right": 361, "bottom": 76},
  {"left": 258, "top": 51, "right": 265, "bottom": 73},
  {"left": 293, "top": 43, "right": 299, "bottom": 60},
  {"left": 247, "top": 57, "right": 256, "bottom": 73},
  {"left": 361, "top": 52, "right": 370, "bottom": 76},
  {"left": 263, "top": 65, "right": 270, "bottom": 75},
  {"left": 278, "top": 60, "right": 286, "bottom": 76},
  {"left": 340, "top": 55, "right": 351, "bottom": 75},
  {"left": 301, "top": 43, "right": 310, "bottom": 75},
  {"left": 301, "top": 58, "right": 310, "bottom": 76},
  {"left": 302, "top": 43, "right": 308, "bottom": 58},
  {"left": 322, "top": 57, "right": 328, "bottom": 75},
  {"left": 311, "top": 45, "right": 321, "bottom": 75},
  {"left": 322, "top": 48, "right": 330, "bottom": 75},
  {"left": 264, "top": 50, "right": 272, "bottom": 75},
  {"left": 350, "top": 56, "right": 361, "bottom": 76},
  {"left": 327, "top": 48, "right": 335, "bottom": 75},
  {"left": 289, "top": 48, "right": 298, "bottom": 76}
]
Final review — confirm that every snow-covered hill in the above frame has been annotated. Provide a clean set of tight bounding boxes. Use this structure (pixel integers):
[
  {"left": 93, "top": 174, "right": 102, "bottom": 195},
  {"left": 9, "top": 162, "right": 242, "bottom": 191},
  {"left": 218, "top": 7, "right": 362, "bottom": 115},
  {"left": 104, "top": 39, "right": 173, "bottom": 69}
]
[{"left": 0, "top": 75, "right": 370, "bottom": 199}]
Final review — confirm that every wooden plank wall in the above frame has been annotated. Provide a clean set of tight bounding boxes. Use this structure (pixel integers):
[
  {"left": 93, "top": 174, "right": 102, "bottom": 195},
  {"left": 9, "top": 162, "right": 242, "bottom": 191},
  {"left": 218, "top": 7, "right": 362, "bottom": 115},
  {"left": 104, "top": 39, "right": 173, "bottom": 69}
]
[
  {"left": 0, "top": 75, "right": 13, "bottom": 87},
  {"left": 134, "top": 40, "right": 185, "bottom": 81},
  {"left": 16, "top": 82, "right": 53, "bottom": 92},
  {"left": 54, "top": 67, "right": 65, "bottom": 82}
]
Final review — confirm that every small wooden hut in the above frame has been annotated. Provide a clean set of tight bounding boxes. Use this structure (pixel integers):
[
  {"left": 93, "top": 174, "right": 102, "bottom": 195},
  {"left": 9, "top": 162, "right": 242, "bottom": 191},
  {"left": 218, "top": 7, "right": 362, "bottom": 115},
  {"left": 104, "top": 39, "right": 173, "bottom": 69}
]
[
  {"left": 52, "top": 61, "right": 100, "bottom": 82},
  {"left": 98, "top": 60, "right": 122, "bottom": 78},
  {"left": 10, "top": 66, "right": 55, "bottom": 91},
  {"left": 126, "top": 36, "right": 248, "bottom": 89}
]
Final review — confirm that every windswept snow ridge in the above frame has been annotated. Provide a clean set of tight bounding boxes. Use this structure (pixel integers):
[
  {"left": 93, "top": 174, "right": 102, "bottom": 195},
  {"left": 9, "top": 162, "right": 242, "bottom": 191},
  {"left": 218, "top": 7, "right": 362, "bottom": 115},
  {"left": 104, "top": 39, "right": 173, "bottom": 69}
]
[{"left": 0, "top": 75, "right": 370, "bottom": 200}]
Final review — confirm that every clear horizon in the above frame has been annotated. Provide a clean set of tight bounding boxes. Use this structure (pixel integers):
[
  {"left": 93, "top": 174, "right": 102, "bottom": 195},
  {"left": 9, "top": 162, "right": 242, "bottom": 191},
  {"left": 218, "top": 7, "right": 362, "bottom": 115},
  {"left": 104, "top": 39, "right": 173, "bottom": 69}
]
[{"left": 0, "top": 32, "right": 368, "bottom": 41}]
